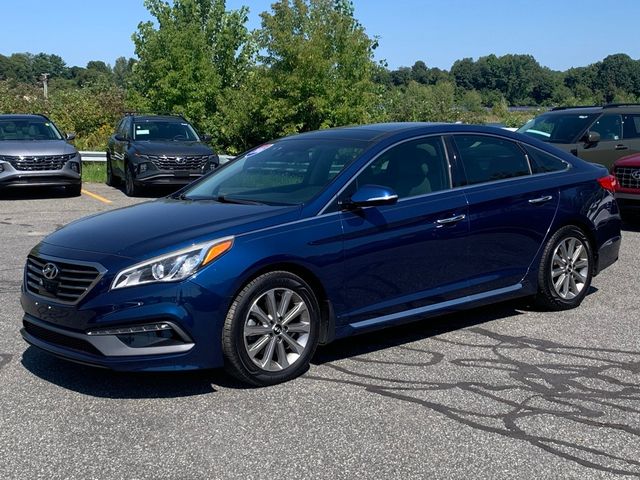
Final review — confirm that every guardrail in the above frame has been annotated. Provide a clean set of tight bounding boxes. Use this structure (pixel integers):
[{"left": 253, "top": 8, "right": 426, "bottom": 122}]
[{"left": 80, "top": 151, "right": 234, "bottom": 164}]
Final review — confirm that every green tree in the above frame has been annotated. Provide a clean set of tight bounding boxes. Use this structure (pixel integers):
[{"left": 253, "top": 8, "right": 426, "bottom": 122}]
[
  {"left": 132, "top": 0, "right": 253, "bottom": 147},
  {"left": 253, "top": 0, "right": 382, "bottom": 137}
]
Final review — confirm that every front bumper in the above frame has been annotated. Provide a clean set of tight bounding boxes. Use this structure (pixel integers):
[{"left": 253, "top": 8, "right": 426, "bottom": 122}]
[
  {"left": 0, "top": 159, "right": 81, "bottom": 189},
  {"left": 20, "top": 270, "right": 229, "bottom": 371}
]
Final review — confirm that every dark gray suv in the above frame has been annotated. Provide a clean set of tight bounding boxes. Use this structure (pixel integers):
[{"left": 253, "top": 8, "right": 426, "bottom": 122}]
[
  {"left": 0, "top": 114, "right": 81, "bottom": 196},
  {"left": 517, "top": 104, "right": 640, "bottom": 170}
]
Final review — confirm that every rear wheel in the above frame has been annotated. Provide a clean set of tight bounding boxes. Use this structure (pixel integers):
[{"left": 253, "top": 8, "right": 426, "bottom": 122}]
[
  {"left": 222, "top": 271, "right": 320, "bottom": 386},
  {"left": 535, "top": 225, "right": 593, "bottom": 311}
]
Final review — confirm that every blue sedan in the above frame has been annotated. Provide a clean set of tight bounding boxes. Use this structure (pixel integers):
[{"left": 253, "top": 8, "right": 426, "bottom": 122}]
[{"left": 20, "top": 123, "right": 621, "bottom": 385}]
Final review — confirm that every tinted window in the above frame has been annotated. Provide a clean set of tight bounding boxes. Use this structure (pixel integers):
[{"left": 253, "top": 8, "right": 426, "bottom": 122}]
[
  {"left": 355, "top": 136, "right": 450, "bottom": 199},
  {"left": 590, "top": 115, "right": 622, "bottom": 141},
  {"left": 517, "top": 113, "right": 598, "bottom": 143},
  {"left": 623, "top": 115, "right": 640, "bottom": 139},
  {"left": 454, "top": 135, "right": 530, "bottom": 185},
  {"left": 524, "top": 145, "right": 569, "bottom": 173}
]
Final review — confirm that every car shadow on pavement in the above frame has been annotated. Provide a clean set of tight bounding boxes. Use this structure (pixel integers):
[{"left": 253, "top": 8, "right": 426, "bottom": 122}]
[
  {"left": 0, "top": 186, "right": 74, "bottom": 201},
  {"left": 20, "top": 347, "right": 248, "bottom": 399}
]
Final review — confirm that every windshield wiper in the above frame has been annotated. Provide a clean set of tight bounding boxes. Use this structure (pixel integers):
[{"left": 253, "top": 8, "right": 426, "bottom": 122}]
[{"left": 216, "top": 195, "right": 265, "bottom": 205}]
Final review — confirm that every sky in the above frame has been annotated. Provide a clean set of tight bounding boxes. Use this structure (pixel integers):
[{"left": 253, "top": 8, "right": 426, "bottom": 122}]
[{"left": 1, "top": 0, "right": 639, "bottom": 72}]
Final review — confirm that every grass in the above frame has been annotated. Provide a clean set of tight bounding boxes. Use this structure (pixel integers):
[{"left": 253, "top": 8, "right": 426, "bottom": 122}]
[{"left": 82, "top": 162, "right": 106, "bottom": 183}]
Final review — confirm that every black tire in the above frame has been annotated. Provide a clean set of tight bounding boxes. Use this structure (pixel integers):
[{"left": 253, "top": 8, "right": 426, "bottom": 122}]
[
  {"left": 535, "top": 225, "right": 594, "bottom": 311},
  {"left": 222, "top": 271, "right": 321, "bottom": 386},
  {"left": 66, "top": 184, "right": 82, "bottom": 197},
  {"left": 106, "top": 156, "right": 117, "bottom": 186},
  {"left": 124, "top": 162, "right": 139, "bottom": 197}
]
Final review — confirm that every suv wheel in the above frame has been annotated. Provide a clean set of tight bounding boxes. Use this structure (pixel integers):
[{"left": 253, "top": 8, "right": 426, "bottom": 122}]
[
  {"left": 124, "top": 162, "right": 140, "bottom": 197},
  {"left": 222, "top": 271, "right": 320, "bottom": 386},
  {"left": 535, "top": 225, "right": 593, "bottom": 311},
  {"left": 106, "top": 156, "right": 117, "bottom": 186}
]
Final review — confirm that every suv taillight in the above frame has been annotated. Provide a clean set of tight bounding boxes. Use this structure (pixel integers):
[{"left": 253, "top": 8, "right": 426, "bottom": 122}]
[{"left": 597, "top": 175, "right": 618, "bottom": 192}]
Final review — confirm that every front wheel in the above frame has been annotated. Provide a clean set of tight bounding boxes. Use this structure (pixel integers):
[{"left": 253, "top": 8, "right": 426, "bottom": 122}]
[
  {"left": 222, "top": 271, "right": 321, "bottom": 386},
  {"left": 106, "top": 156, "right": 117, "bottom": 186},
  {"left": 124, "top": 162, "right": 140, "bottom": 197},
  {"left": 535, "top": 225, "right": 593, "bottom": 311}
]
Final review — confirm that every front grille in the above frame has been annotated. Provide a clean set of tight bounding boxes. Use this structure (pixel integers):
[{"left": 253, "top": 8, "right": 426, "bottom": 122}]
[
  {"left": 3, "top": 153, "right": 75, "bottom": 171},
  {"left": 147, "top": 154, "right": 208, "bottom": 171},
  {"left": 615, "top": 166, "right": 640, "bottom": 189},
  {"left": 25, "top": 256, "right": 102, "bottom": 304},
  {"left": 24, "top": 320, "right": 103, "bottom": 356}
]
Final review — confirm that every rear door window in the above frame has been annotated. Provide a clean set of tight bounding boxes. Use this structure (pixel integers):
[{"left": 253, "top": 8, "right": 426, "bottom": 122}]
[{"left": 453, "top": 135, "right": 531, "bottom": 186}]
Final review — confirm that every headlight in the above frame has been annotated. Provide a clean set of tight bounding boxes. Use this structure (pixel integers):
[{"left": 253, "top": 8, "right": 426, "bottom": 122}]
[{"left": 111, "top": 236, "right": 234, "bottom": 290}]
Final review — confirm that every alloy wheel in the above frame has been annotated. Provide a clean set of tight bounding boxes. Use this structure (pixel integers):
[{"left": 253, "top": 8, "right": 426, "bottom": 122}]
[
  {"left": 550, "top": 236, "right": 589, "bottom": 300},
  {"left": 242, "top": 288, "right": 311, "bottom": 372}
]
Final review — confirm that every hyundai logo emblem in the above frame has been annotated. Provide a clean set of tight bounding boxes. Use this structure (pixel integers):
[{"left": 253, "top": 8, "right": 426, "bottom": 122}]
[
  {"left": 632, "top": 170, "right": 640, "bottom": 180},
  {"left": 42, "top": 263, "right": 60, "bottom": 280},
  {"left": 175, "top": 157, "right": 185, "bottom": 165}
]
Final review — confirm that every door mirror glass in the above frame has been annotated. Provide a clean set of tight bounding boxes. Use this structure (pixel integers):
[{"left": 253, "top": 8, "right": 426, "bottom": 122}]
[
  {"left": 65, "top": 132, "right": 76, "bottom": 141},
  {"left": 582, "top": 131, "right": 601, "bottom": 144},
  {"left": 115, "top": 133, "right": 127, "bottom": 142}
]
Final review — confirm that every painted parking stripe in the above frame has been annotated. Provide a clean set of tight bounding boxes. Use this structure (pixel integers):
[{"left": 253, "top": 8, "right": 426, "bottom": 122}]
[{"left": 81, "top": 188, "right": 112, "bottom": 204}]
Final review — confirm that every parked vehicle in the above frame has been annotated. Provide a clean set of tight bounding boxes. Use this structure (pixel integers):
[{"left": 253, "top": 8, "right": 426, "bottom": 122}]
[
  {"left": 517, "top": 104, "right": 640, "bottom": 170},
  {"left": 106, "top": 114, "right": 218, "bottom": 196},
  {"left": 612, "top": 153, "right": 640, "bottom": 217},
  {"left": 21, "top": 123, "right": 621, "bottom": 386},
  {"left": 0, "top": 114, "right": 81, "bottom": 196}
]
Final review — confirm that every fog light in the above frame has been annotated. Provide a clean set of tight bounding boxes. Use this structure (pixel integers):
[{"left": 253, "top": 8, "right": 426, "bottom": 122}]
[
  {"left": 139, "top": 162, "right": 151, "bottom": 173},
  {"left": 87, "top": 323, "right": 172, "bottom": 336}
]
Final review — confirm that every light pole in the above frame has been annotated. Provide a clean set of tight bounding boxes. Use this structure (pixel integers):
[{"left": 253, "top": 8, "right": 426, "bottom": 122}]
[{"left": 40, "top": 73, "right": 49, "bottom": 99}]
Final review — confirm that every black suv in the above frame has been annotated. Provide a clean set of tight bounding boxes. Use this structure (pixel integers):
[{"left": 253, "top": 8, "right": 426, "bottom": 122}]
[
  {"left": 106, "top": 114, "right": 218, "bottom": 196},
  {"left": 517, "top": 104, "right": 640, "bottom": 170}
]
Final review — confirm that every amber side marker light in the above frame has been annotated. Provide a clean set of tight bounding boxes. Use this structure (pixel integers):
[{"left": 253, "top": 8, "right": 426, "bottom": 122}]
[{"left": 203, "top": 238, "right": 234, "bottom": 265}]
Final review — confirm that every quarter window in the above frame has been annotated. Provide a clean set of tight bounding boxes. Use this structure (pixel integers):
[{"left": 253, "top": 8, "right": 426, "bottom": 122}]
[
  {"left": 453, "top": 135, "right": 531, "bottom": 185},
  {"left": 355, "top": 136, "right": 450, "bottom": 199},
  {"left": 524, "top": 145, "right": 569, "bottom": 173},
  {"left": 622, "top": 115, "right": 640, "bottom": 139}
]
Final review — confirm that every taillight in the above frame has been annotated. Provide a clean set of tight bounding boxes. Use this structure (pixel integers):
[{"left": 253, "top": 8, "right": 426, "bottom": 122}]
[{"left": 597, "top": 175, "right": 618, "bottom": 192}]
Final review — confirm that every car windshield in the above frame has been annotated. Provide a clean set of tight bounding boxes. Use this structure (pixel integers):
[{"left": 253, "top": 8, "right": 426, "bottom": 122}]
[
  {"left": 0, "top": 119, "right": 63, "bottom": 141},
  {"left": 517, "top": 113, "right": 599, "bottom": 143},
  {"left": 181, "top": 138, "right": 367, "bottom": 205},
  {"left": 133, "top": 121, "right": 200, "bottom": 141}
]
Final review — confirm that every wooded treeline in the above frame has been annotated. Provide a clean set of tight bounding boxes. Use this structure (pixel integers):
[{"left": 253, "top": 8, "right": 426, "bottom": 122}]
[{"left": 1, "top": 0, "right": 639, "bottom": 152}]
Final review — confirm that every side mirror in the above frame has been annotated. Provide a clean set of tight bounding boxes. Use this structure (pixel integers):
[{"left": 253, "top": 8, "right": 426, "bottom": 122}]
[
  {"left": 201, "top": 134, "right": 213, "bottom": 143},
  {"left": 65, "top": 132, "right": 76, "bottom": 141},
  {"left": 341, "top": 184, "right": 398, "bottom": 210},
  {"left": 582, "top": 131, "right": 600, "bottom": 145},
  {"left": 114, "top": 134, "right": 127, "bottom": 142}
]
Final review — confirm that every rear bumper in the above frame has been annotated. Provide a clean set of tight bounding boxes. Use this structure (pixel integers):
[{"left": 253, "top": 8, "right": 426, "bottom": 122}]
[{"left": 595, "top": 235, "right": 621, "bottom": 275}]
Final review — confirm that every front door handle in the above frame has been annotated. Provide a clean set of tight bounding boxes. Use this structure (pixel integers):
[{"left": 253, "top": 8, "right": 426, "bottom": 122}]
[
  {"left": 528, "top": 195, "right": 553, "bottom": 205},
  {"left": 436, "top": 214, "right": 466, "bottom": 226},
  {"left": 615, "top": 144, "right": 628, "bottom": 151}
]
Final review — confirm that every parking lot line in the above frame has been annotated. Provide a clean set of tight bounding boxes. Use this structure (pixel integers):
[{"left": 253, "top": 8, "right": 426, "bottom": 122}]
[{"left": 81, "top": 188, "right": 112, "bottom": 204}]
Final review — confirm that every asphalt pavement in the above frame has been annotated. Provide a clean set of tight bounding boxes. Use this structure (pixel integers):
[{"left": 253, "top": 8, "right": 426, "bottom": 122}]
[{"left": 0, "top": 183, "right": 639, "bottom": 479}]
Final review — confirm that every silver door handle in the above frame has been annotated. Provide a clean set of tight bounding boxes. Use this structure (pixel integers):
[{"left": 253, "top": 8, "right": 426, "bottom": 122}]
[
  {"left": 528, "top": 195, "right": 553, "bottom": 205},
  {"left": 436, "top": 214, "right": 466, "bottom": 226}
]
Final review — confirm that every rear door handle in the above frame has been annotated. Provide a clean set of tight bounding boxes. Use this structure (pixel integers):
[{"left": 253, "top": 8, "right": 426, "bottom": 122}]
[
  {"left": 615, "top": 144, "right": 628, "bottom": 150},
  {"left": 436, "top": 214, "right": 466, "bottom": 226},
  {"left": 528, "top": 195, "right": 553, "bottom": 205}
]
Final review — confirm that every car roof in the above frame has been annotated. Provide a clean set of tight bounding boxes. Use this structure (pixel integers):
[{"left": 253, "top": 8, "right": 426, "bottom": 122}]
[
  {"left": 546, "top": 103, "right": 640, "bottom": 115},
  {"left": 0, "top": 114, "right": 50, "bottom": 121},
  {"left": 278, "top": 122, "right": 511, "bottom": 143},
  {"left": 130, "top": 115, "right": 189, "bottom": 123}
]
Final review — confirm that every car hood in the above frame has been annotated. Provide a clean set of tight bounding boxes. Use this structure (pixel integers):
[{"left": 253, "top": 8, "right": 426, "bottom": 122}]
[
  {"left": 42, "top": 198, "right": 300, "bottom": 259},
  {"left": 614, "top": 153, "right": 640, "bottom": 168},
  {"left": 132, "top": 141, "right": 214, "bottom": 156},
  {"left": 0, "top": 140, "right": 77, "bottom": 156}
]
